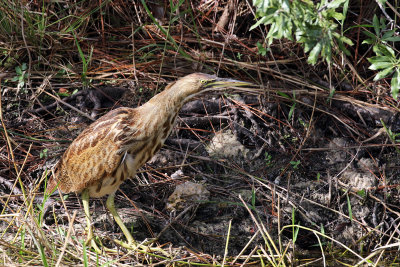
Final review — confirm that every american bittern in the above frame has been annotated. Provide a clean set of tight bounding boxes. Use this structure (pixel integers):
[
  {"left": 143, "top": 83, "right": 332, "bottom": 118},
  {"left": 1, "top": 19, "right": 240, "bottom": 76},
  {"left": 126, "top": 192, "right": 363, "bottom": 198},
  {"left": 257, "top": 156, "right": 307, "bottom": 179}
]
[{"left": 46, "top": 73, "right": 253, "bottom": 253}]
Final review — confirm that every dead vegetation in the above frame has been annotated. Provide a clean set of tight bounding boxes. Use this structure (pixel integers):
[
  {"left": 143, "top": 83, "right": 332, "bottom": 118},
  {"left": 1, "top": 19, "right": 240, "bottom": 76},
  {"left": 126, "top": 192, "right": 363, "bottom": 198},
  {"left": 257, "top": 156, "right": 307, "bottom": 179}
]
[{"left": 0, "top": 0, "right": 399, "bottom": 266}]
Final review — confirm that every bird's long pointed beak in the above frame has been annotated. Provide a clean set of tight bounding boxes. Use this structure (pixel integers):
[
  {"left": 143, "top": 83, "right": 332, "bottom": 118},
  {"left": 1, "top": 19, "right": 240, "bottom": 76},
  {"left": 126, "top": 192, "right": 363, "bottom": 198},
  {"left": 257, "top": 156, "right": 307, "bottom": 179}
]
[{"left": 205, "top": 77, "right": 255, "bottom": 89}]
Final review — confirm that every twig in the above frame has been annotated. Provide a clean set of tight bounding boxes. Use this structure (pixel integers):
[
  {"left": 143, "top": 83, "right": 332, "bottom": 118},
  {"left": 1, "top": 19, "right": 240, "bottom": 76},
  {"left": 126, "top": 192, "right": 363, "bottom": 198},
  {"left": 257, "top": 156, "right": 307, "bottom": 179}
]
[
  {"left": 20, "top": 3, "right": 32, "bottom": 91},
  {"left": 42, "top": 90, "right": 94, "bottom": 121},
  {"left": 56, "top": 211, "right": 77, "bottom": 267}
]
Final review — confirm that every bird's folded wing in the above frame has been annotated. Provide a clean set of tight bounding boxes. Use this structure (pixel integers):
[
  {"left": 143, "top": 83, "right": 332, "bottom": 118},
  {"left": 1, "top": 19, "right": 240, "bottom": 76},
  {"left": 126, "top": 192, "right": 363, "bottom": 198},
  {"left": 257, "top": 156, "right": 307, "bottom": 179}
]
[{"left": 51, "top": 107, "right": 145, "bottom": 193}]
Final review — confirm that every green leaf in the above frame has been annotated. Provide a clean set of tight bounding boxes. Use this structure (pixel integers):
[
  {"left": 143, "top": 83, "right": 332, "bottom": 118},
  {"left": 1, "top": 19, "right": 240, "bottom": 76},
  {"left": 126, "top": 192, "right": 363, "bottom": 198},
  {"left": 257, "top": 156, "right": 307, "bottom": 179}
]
[
  {"left": 277, "top": 91, "right": 291, "bottom": 99},
  {"left": 290, "top": 160, "right": 300, "bottom": 169},
  {"left": 369, "top": 61, "right": 393, "bottom": 70},
  {"left": 379, "top": 45, "right": 396, "bottom": 57},
  {"left": 308, "top": 41, "right": 322, "bottom": 65},
  {"left": 373, "top": 66, "right": 394, "bottom": 81},
  {"left": 391, "top": 69, "right": 399, "bottom": 100},
  {"left": 256, "top": 42, "right": 267, "bottom": 56},
  {"left": 327, "top": 0, "right": 347, "bottom": 9},
  {"left": 362, "top": 39, "right": 373, "bottom": 45},
  {"left": 362, "top": 30, "right": 377, "bottom": 39},
  {"left": 342, "top": 0, "right": 349, "bottom": 23},
  {"left": 282, "top": 0, "right": 290, "bottom": 11},
  {"left": 339, "top": 35, "right": 354, "bottom": 45},
  {"left": 57, "top": 92, "right": 70, "bottom": 97},
  {"left": 346, "top": 194, "right": 353, "bottom": 221},
  {"left": 373, "top": 15, "right": 380, "bottom": 35},
  {"left": 357, "top": 189, "right": 366, "bottom": 198},
  {"left": 288, "top": 102, "right": 296, "bottom": 120},
  {"left": 250, "top": 16, "right": 269, "bottom": 30},
  {"left": 382, "top": 29, "right": 396, "bottom": 40},
  {"left": 276, "top": 14, "right": 283, "bottom": 38},
  {"left": 384, "top": 36, "right": 400, "bottom": 42},
  {"left": 15, "top": 66, "right": 22, "bottom": 75},
  {"left": 73, "top": 33, "right": 86, "bottom": 67},
  {"left": 336, "top": 37, "right": 351, "bottom": 56},
  {"left": 330, "top": 11, "right": 344, "bottom": 20},
  {"left": 40, "top": 148, "right": 48, "bottom": 159},
  {"left": 368, "top": 56, "right": 392, "bottom": 63}
]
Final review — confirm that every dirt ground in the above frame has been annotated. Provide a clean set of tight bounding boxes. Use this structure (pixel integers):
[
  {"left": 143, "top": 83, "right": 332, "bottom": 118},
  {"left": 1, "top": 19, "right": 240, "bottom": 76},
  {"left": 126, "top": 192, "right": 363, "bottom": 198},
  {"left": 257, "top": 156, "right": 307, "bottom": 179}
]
[{"left": 2, "top": 79, "right": 399, "bottom": 265}]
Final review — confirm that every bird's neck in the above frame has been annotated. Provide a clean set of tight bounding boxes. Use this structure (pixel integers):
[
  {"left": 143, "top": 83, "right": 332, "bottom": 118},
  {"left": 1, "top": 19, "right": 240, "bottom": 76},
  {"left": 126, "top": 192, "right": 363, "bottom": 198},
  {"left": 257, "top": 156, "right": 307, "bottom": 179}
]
[
  {"left": 137, "top": 81, "right": 204, "bottom": 139},
  {"left": 144, "top": 86, "right": 195, "bottom": 116},
  {"left": 136, "top": 89, "right": 187, "bottom": 137},
  {"left": 149, "top": 80, "right": 202, "bottom": 107}
]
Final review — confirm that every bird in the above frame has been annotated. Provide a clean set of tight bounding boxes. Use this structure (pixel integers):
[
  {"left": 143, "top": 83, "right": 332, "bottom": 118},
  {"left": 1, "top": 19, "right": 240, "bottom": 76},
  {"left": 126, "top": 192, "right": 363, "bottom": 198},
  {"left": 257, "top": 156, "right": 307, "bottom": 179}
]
[{"left": 46, "top": 73, "right": 254, "bottom": 253}]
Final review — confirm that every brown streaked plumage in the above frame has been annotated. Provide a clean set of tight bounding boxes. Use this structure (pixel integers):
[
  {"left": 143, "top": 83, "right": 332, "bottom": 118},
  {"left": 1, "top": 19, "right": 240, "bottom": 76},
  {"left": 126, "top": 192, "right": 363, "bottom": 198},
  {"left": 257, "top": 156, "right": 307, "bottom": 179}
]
[{"left": 46, "top": 73, "right": 254, "bottom": 253}]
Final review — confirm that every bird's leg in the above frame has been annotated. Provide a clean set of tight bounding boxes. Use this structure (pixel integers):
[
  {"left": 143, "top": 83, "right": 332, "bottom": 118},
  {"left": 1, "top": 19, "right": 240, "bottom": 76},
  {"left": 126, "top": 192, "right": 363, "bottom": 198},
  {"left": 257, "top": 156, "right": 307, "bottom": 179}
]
[
  {"left": 105, "top": 193, "right": 168, "bottom": 255},
  {"left": 105, "top": 192, "right": 136, "bottom": 248},
  {"left": 82, "top": 189, "right": 102, "bottom": 254}
]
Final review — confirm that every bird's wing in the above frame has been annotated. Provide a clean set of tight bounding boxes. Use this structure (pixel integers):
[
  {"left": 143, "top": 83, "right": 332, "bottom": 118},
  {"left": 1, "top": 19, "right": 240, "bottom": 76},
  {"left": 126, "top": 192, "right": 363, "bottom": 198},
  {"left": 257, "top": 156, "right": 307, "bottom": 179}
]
[{"left": 54, "top": 107, "right": 144, "bottom": 193}]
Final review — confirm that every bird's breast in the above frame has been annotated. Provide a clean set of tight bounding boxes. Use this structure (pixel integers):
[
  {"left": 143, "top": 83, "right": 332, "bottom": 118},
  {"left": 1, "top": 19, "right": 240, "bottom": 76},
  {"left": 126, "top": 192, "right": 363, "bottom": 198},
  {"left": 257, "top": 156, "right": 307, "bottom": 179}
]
[
  {"left": 128, "top": 113, "right": 178, "bottom": 169},
  {"left": 86, "top": 153, "right": 136, "bottom": 197},
  {"left": 86, "top": 112, "right": 178, "bottom": 197}
]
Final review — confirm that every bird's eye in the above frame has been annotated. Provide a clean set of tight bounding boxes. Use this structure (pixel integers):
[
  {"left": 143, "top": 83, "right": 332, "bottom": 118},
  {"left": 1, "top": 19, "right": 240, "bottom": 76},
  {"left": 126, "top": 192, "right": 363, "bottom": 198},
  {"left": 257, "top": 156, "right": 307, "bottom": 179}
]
[{"left": 200, "top": 79, "right": 207, "bottom": 84}]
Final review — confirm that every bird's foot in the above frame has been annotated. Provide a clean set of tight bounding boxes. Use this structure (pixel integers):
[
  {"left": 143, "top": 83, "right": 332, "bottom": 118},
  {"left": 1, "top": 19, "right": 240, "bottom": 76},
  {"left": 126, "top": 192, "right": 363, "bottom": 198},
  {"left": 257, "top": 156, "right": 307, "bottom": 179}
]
[
  {"left": 85, "top": 234, "right": 103, "bottom": 254},
  {"left": 140, "top": 237, "right": 158, "bottom": 246},
  {"left": 85, "top": 234, "right": 120, "bottom": 254},
  {"left": 114, "top": 239, "right": 169, "bottom": 256}
]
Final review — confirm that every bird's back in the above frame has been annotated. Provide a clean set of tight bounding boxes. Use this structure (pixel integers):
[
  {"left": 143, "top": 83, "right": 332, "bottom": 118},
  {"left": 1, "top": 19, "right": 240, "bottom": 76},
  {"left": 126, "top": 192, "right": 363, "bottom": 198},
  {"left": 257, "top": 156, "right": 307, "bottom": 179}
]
[{"left": 48, "top": 107, "right": 145, "bottom": 197}]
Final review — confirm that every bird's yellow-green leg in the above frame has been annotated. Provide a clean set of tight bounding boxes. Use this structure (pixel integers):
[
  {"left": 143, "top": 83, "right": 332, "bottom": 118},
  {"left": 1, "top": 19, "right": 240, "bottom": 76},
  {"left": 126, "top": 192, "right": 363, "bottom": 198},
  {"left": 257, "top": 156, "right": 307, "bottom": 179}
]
[
  {"left": 82, "top": 189, "right": 102, "bottom": 254},
  {"left": 106, "top": 193, "right": 168, "bottom": 256},
  {"left": 106, "top": 192, "right": 137, "bottom": 248}
]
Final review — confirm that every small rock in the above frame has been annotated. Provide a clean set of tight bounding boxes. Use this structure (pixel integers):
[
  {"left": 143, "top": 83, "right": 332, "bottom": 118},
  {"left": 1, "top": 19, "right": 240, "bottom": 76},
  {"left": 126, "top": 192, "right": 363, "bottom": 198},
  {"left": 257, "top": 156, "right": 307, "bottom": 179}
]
[
  {"left": 326, "top": 138, "right": 349, "bottom": 164},
  {"left": 171, "top": 169, "right": 184, "bottom": 180},
  {"left": 167, "top": 181, "right": 210, "bottom": 211},
  {"left": 341, "top": 170, "right": 376, "bottom": 191},
  {"left": 206, "top": 130, "right": 249, "bottom": 158}
]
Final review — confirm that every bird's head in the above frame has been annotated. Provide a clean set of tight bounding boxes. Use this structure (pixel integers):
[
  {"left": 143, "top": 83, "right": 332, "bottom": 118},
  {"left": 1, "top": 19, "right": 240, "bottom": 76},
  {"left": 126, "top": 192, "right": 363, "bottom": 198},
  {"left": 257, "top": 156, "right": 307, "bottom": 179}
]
[{"left": 171, "top": 73, "right": 255, "bottom": 102}]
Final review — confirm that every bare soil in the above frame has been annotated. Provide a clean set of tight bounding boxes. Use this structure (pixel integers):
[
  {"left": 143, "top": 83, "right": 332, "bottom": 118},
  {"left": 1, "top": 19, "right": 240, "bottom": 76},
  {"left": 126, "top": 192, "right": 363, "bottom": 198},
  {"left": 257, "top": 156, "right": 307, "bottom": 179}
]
[{"left": 2, "top": 81, "right": 399, "bottom": 265}]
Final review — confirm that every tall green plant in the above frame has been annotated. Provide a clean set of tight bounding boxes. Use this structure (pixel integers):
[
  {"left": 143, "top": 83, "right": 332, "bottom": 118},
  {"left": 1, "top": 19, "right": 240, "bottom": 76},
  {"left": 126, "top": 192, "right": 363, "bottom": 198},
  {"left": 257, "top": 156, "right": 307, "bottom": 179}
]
[
  {"left": 251, "top": 0, "right": 353, "bottom": 65},
  {"left": 364, "top": 15, "right": 400, "bottom": 100},
  {"left": 73, "top": 33, "right": 93, "bottom": 87}
]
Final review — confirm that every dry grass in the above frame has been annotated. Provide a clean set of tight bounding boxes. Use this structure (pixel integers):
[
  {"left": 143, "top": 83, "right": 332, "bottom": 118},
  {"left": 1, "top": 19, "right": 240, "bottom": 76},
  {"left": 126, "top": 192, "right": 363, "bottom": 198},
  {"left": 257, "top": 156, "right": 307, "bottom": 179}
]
[{"left": 0, "top": 0, "right": 399, "bottom": 266}]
